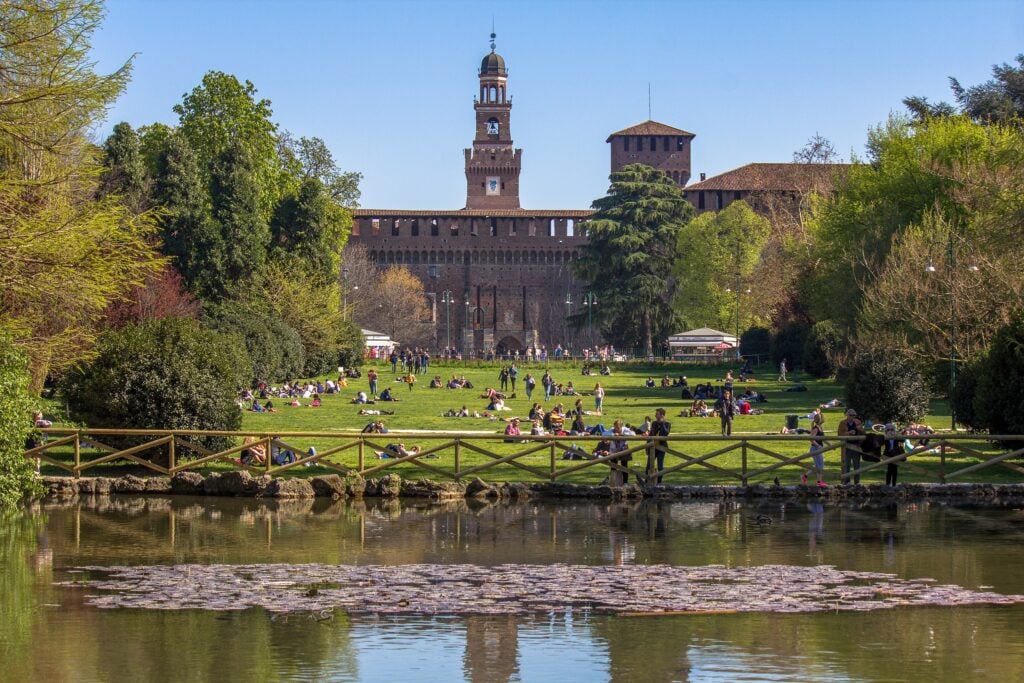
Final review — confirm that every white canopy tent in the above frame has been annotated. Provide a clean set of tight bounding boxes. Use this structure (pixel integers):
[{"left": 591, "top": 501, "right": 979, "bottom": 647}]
[
  {"left": 362, "top": 329, "right": 397, "bottom": 351},
  {"left": 667, "top": 328, "right": 737, "bottom": 361}
]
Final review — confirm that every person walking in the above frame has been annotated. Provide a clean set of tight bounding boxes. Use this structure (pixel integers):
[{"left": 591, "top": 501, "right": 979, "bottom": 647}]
[
  {"left": 525, "top": 373, "right": 536, "bottom": 400},
  {"left": 594, "top": 382, "right": 605, "bottom": 414},
  {"left": 778, "top": 358, "right": 788, "bottom": 382},
  {"left": 499, "top": 366, "right": 509, "bottom": 392},
  {"left": 646, "top": 408, "right": 671, "bottom": 484},
  {"left": 838, "top": 408, "right": 865, "bottom": 484},
  {"left": 406, "top": 371, "right": 416, "bottom": 392},
  {"left": 715, "top": 389, "right": 736, "bottom": 436},
  {"left": 368, "top": 368, "right": 379, "bottom": 399},
  {"left": 542, "top": 371, "right": 554, "bottom": 401},
  {"left": 509, "top": 364, "right": 518, "bottom": 393}
]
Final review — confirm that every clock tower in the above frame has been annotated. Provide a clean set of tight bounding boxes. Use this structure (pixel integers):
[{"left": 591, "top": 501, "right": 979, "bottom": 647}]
[{"left": 465, "top": 33, "right": 522, "bottom": 209}]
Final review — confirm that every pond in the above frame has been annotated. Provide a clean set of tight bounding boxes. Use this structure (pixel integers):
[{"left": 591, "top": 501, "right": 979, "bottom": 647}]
[{"left": 2, "top": 495, "right": 1024, "bottom": 682}]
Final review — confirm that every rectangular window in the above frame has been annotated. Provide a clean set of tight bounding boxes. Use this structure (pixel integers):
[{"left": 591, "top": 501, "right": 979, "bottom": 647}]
[
  {"left": 490, "top": 218, "right": 497, "bottom": 237},
  {"left": 431, "top": 219, "right": 439, "bottom": 236},
  {"left": 651, "top": 136, "right": 658, "bottom": 151},
  {"left": 470, "top": 220, "right": 478, "bottom": 237},
  {"left": 450, "top": 224, "right": 459, "bottom": 237},
  {"left": 676, "top": 137, "right": 685, "bottom": 151},
  {"left": 509, "top": 219, "right": 517, "bottom": 236},
  {"left": 698, "top": 192, "right": 705, "bottom": 210},
  {"left": 528, "top": 221, "right": 537, "bottom": 237},
  {"left": 716, "top": 191, "right": 724, "bottom": 210},
  {"left": 622, "top": 137, "right": 629, "bottom": 152},
  {"left": 734, "top": 191, "right": 743, "bottom": 201},
  {"left": 662, "top": 136, "right": 669, "bottom": 151},
  {"left": 392, "top": 219, "right": 400, "bottom": 237},
  {"left": 411, "top": 219, "right": 419, "bottom": 236},
  {"left": 371, "top": 219, "right": 380, "bottom": 235},
  {"left": 636, "top": 136, "right": 643, "bottom": 152},
  {"left": 352, "top": 220, "right": 360, "bottom": 236}
]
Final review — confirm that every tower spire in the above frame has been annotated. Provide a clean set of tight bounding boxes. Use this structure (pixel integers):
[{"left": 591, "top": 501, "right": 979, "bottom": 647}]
[{"left": 490, "top": 24, "right": 496, "bottom": 52}]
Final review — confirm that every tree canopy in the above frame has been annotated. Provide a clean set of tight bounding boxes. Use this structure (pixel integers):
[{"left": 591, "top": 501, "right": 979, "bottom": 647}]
[{"left": 571, "top": 164, "right": 693, "bottom": 356}]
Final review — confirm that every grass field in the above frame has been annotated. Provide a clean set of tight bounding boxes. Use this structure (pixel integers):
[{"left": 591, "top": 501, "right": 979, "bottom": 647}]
[{"left": 35, "top": 360, "right": 1023, "bottom": 486}]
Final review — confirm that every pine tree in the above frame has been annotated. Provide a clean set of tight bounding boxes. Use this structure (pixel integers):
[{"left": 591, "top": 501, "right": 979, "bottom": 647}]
[{"left": 210, "top": 140, "right": 269, "bottom": 294}]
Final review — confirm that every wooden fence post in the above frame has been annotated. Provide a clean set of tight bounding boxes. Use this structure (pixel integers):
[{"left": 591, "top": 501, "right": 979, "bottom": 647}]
[
  {"left": 454, "top": 438, "right": 461, "bottom": 480},
  {"left": 741, "top": 439, "right": 748, "bottom": 487},
  {"left": 358, "top": 438, "right": 365, "bottom": 472},
  {"left": 550, "top": 438, "right": 557, "bottom": 481},
  {"left": 73, "top": 433, "right": 81, "bottom": 479},
  {"left": 939, "top": 444, "right": 946, "bottom": 484},
  {"left": 168, "top": 436, "right": 176, "bottom": 473},
  {"left": 265, "top": 437, "right": 272, "bottom": 474}
]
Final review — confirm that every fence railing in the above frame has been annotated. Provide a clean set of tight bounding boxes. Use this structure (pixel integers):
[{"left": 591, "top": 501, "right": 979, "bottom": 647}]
[{"left": 24, "top": 429, "right": 1024, "bottom": 486}]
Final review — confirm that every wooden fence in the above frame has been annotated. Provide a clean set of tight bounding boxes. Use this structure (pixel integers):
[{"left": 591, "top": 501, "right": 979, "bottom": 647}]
[{"left": 24, "top": 428, "right": 1024, "bottom": 486}]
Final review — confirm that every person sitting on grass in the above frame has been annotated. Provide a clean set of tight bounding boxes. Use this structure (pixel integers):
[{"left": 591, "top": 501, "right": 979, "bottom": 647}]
[
  {"left": 309, "top": 393, "right": 322, "bottom": 407},
  {"left": 379, "top": 387, "right": 399, "bottom": 401},
  {"left": 645, "top": 376, "right": 656, "bottom": 388},
  {"left": 530, "top": 419, "right": 546, "bottom": 436},
  {"left": 529, "top": 403, "right": 544, "bottom": 421},
  {"left": 563, "top": 381, "right": 580, "bottom": 397},
  {"left": 570, "top": 412, "right": 588, "bottom": 435},
  {"left": 504, "top": 417, "right": 522, "bottom": 440},
  {"left": 429, "top": 376, "right": 443, "bottom": 388},
  {"left": 361, "top": 419, "right": 388, "bottom": 434},
  {"left": 264, "top": 400, "right": 277, "bottom": 413},
  {"left": 238, "top": 436, "right": 266, "bottom": 466},
  {"left": 251, "top": 399, "right": 265, "bottom": 413}
]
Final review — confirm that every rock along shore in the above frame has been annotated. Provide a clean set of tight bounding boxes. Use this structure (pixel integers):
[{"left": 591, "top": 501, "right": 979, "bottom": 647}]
[{"left": 37, "top": 474, "right": 1024, "bottom": 503}]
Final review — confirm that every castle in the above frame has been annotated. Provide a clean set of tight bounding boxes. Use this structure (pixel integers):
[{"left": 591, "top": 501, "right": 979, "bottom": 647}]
[{"left": 346, "top": 33, "right": 839, "bottom": 354}]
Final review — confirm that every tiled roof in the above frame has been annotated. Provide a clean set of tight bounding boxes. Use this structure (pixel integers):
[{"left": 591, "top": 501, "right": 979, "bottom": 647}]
[
  {"left": 353, "top": 209, "right": 593, "bottom": 218},
  {"left": 683, "top": 163, "right": 851, "bottom": 192},
  {"left": 607, "top": 120, "right": 696, "bottom": 141}
]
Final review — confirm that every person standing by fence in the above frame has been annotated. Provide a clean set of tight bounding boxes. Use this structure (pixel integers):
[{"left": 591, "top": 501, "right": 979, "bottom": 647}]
[
  {"left": 715, "top": 389, "right": 736, "bottom": 436},
  {"left": 802, "top": 413, "right": 827, "bottom": 487},
  {"left": 646, "top": 408, "right": 671, "bottom": 484},
  {"left": 838, "top": 408, "right": 864, "bottom": 484}
]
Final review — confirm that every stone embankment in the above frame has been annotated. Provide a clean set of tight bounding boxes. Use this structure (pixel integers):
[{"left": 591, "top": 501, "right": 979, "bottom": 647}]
[{"left": 38, "top": 474, "right": 1024, "bottom": 503}]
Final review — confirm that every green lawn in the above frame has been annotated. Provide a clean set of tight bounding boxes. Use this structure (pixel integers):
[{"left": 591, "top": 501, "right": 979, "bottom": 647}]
[{"left": 35, "top": 360, "right": 1023, "bottom": 485}]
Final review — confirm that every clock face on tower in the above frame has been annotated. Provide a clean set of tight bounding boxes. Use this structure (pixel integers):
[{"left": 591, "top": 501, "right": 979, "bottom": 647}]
[{"left": 486, "top": 119, "right": 500, "bottom": 135}]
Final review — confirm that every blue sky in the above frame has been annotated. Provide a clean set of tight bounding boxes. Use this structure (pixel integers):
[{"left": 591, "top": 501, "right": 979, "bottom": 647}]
[{"left": 92, "top": 0, "right": 1023, "bottom": 209}]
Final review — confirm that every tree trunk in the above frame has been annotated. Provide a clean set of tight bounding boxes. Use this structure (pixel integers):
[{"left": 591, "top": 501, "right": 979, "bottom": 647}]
[{"left": 643, "top": 311, "right": 653, "bottom": 359}]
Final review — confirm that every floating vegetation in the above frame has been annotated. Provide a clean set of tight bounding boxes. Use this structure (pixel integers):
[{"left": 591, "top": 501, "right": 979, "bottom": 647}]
[{"left": 59, "top": 563, "right": 1024, "bottom": 616}]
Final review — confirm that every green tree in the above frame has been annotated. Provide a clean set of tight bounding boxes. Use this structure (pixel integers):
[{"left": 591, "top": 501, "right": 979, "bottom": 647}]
[
  {"left": 571, "top": 164, "right": 693, "bottom": 356},
  {"left": 973, "top": 311, "right": 1024, "bottom": 441},
  {"left": 278, "top": 132, "right": 362, "bottom": 207},
  {"left": 803, "top": 115, "right": 997, "bottom": 337},
  {"left": 802, "top": 320, "right": 842, "bottom": 378},
  {"left": 672, "top": 201, "right": 770, "bottom": 333},
  {"left": 210, "top": 140, "right": 270, "bottom": 295},
  {"left": 152, "top": 131, "right": 220, "bottom": 294},
  {"left": 0, "top": 331, "right": 39, "bottom": 505},
  {"left": 174, "top": 71, "right": 280, "bottom": 217},
  {"left": 99, "top": 121, "right": 148, "bottom": 211},
  {"left": 204, "top": 301, "right": 305, "bottom": 383},
  {"left": 271, "top": 177, "right": 346, "bottom": 284},
  {"left": 905, "top": 54, "right": 1024, "bottom": 125},
  {"left": 0, "top": 0, "right": 163, "bottom": 386}
]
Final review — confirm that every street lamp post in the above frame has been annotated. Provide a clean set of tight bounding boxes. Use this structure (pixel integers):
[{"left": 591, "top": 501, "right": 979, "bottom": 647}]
[
  {"left": 926, "top": 235, "right": 977, "bottom": 431},
  {"left": 582, "top": 292, "right": 597, "bottom": 348},
  {"left": 725, "top": 277, "right": 751, "bottom": 361},
  {"left": 342, "top": 267, "right": 350, "bottom": 320},
  {"left": 564, "top": 290, "right": 573, "bottom": 358},
  {"left": 464, "top": 297, "right": 471, "bottom": 356},
  {"left": 440, "top": 290, "right": 454, "bottom": 351}
]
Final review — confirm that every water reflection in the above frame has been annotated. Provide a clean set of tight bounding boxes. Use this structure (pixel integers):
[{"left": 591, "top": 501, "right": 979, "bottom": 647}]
[{"left": 3, "top": 497, "right": 1024, "bottom": 682}]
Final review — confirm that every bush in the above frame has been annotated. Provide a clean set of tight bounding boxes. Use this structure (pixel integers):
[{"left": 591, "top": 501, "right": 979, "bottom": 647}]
[
  {"left": 62, "top": 319, "right": 246, "bottom": 455},
  {"left": 951, "top": 356, "right": 984, "bottom": 431},
  {"left": 0, "top": 331, "right": 39, "bottom": 505},
  {"left": 844, "top": 349, "right": 930, "bottom": 424},
  {"left": 803, "top": 321, "right": 842, "bottom": 378},
  {"left": 740, "top": 327, "right": 771, "bottom": 361},
  {"left": 205, "top": 302, "right": 304, "bottom": 384},
  {"left": 771, "top": 323, "right": 810, "bottom": 369},
  {"left": 973, "top": 311, "right": 1024, "bottom": 442}
]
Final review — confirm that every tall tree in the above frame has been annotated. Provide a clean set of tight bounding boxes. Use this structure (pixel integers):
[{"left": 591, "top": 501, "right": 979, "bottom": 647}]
[
  {"left": 0, "top": 0, "right": 162, "bottom": 385},
  {"left": 270, "top": 177, "right": 346, "bottom": 284},
  {"left": 278, "top": 132, "right": 362, "bottom": 207},
  {"left": 904, "top": 53, "right": 1024, "bottom": 125},
  {"left": 99, "top": 121, "right": 148, "bottom": 212},
  {"left": 174, "top": 71, "right": 280, "bottom": 217},
  {"left": 152, "top": 131, "right": 221, "bottom": 295},
  {"left": 367, "top": 267, "right": 434, "bottom": 348},
  {"left": 571, "top": 164, "right": 694, "bottom": 356},
  {"left": 210, "top": 140, "right": 269, "bottom": 294},
  {"left": 672, "top": 201, "right": 771, "bottom": 333}
]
